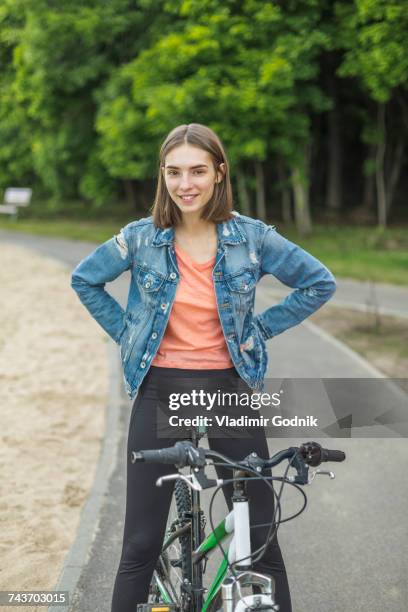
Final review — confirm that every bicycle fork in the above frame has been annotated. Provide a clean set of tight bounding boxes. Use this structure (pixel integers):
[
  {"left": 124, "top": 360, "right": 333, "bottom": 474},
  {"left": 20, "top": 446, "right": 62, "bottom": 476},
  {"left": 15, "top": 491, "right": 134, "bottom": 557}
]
[
  {"left": 225, "top": 469, "right": 278, "bottom": 611},
  {"left": 221, "top": 572, "right": 277, "bottom": 612}
]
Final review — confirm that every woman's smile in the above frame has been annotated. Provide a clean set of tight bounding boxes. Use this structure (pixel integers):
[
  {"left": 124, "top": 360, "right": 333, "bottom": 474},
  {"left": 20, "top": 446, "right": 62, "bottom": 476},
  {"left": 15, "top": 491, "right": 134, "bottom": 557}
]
[{"left": 179, "top": 194, "right": 199, "bottom": 203}]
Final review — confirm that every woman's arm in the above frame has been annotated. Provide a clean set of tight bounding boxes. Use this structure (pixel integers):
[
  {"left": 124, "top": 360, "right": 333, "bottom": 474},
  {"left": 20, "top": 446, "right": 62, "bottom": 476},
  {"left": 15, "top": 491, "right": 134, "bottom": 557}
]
[
  {"left": 71, "top": 226, "right": 132, "bottom": 344},
  {"left": 254, "top": 225, "right": 336, "bottom": 341}
]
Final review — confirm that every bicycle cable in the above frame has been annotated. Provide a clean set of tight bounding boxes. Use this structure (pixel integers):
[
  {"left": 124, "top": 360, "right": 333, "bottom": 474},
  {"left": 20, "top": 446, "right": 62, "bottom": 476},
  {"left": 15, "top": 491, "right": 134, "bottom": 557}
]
[
  {"left": 206, "top": 450, "right": 305, "bottom": 581},
  {"left": 247, "top": 453, "right": 295, "bottom": 567},
  {"left": 247, "top": 449, "right": 306, "bottom": 567},
  {"left": 206, "top": 471, "right": 278, "bottom": 611},
  {"left": 205, "top": 455, "right": 287, "bottom": 611},
  {"left": 204, "top": 457, "right": 278, "bottom": 575}
]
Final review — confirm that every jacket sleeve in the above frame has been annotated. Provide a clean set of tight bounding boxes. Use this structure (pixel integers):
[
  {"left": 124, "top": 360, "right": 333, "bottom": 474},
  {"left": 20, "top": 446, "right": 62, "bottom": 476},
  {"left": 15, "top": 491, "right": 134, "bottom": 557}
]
[
  {"left": 71, "top": 225, "right": 132, "bottom": 344},
  {"left": 254, "top": 225, "right": 336, "bottom": 341}
]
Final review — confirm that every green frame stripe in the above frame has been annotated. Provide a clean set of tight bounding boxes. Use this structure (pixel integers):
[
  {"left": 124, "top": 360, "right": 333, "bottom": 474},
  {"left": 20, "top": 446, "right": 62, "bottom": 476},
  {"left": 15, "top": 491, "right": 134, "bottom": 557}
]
[
  {"left": 196, "top": 518, "right": 228, "bottom": 554},
  {"left": 202, "top": 556, "right": 229, "bottom": 612}
]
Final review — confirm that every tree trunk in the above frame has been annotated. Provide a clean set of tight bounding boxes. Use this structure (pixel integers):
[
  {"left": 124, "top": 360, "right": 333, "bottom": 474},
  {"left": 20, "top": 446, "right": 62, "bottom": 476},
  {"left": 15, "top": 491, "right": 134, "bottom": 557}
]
[
  {"left": 290, "top": 147, "right": 312, "bottom": 236},
  {"left": 362, "top": 144, "right": 376, "bottom": 211},
  {"left": 254, "top": 160, "right": 266, "bottom": 221},
  {"left": 277, "top": 157, "right": 292, "bottom": 224},
  {"left": 236, "top": 165, "right": 251, "bottom": 216},
  {"left": 362, "top": 173, "right": 375, "bottom": 211},
  {"left": 386, "top": 138, "right": 404, "bottom": 215},
  {"left": 326, "top": 77, "right": 342, "bottom": 211},
  {"left": 375, "top": 102, "right": 387, "bottom": 228}
]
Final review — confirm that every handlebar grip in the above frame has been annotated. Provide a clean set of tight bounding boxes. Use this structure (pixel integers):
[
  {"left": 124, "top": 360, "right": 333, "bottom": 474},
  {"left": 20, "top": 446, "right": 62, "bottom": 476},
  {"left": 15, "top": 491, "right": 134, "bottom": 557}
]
[
  {"left": 299, "top": 442, "right": 345, "bottom": 467},
  {"left": 321, "top": 449, "right": 346, "bottom": 463},
  {"left": 131, "top": 446, "right": 186, "bottom": 465},
  {"left": 130, "top": 441, "right": 206, "bottom": 468}
]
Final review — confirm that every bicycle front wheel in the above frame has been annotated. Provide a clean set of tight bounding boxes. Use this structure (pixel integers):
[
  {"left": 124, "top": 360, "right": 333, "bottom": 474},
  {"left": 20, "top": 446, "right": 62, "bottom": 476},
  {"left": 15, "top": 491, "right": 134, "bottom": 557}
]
[{"left": 148, "top": 479, "right": 193, "bottom": 609}]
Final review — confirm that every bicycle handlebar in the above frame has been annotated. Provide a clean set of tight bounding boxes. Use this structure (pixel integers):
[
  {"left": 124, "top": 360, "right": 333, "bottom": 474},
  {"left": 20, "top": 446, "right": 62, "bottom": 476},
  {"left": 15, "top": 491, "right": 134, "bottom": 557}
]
[
  {"left": 298, "top": 441, "right": 345, "bottom": 466},
  {"left": 132, "top": 443, "right": 206, "bottom": 470},
  {"left": 131, "top": 440, "right": 345, "bottom": 484}
]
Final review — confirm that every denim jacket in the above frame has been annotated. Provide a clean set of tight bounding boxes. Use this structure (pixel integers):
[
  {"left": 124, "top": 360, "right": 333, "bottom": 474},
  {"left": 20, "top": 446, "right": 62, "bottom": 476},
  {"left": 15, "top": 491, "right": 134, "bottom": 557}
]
[{"left": 71, "top": 212, "right": 336, "bottom": 400}]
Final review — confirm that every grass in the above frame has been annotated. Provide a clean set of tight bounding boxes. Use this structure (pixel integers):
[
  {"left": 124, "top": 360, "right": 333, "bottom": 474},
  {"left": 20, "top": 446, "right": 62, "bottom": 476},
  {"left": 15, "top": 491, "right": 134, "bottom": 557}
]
[
  {"left": 1, "top": 217, "right": 407, "bottom": 286},
  {"left": 281, "top": 224, "right": 408, "bottom": 286},
  {"left": 0, "top": 218, "right": 122, "bottom": 244}
]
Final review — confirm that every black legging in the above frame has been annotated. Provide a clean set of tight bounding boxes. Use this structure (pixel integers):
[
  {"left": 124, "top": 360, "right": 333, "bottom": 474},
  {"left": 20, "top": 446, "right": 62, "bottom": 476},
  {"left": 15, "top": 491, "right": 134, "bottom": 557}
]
[{"left": 111, "top": 366, "right": 292, "bottom": 612}]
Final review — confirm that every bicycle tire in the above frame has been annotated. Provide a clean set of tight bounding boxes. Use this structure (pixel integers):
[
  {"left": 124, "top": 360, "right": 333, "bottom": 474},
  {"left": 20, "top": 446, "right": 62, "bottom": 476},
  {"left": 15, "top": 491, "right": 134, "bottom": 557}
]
[
  {"left": 174, "top": 477, "right": 193, "bottom": 583},
  {"left": 148, "top": 479, "right": 192, "bottom": 608}
]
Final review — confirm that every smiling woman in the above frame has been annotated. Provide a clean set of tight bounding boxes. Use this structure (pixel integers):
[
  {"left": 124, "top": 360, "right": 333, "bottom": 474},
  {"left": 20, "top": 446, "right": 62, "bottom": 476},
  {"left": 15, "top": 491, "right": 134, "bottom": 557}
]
[
  {"left": 71, "top": 122, "right": 337, "bottom": 612},
  {"left": 152, "top": 123, "right": 233, "bottom": 229}
]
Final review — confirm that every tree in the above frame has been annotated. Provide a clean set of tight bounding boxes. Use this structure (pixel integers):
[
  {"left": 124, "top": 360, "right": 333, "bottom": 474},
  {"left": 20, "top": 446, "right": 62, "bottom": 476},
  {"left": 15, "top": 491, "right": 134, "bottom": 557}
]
[
  {"left": 6, "top": 0, "right": 170, "bottom": 208},
  {"left": 97, "top": 0, "right": 332, "bottom": 233},
  {"left": 337, "top": 0, "right": 408, "bottom": 227},
  {"left": 0, "top": 0, "right": 35, "bottom": 193}
]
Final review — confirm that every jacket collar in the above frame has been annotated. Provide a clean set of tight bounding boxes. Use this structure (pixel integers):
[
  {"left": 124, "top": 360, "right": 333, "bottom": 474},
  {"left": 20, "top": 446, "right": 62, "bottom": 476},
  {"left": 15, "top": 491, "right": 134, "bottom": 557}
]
[{"left": 152, "top": 213, "right": 246, "bottom": 247}]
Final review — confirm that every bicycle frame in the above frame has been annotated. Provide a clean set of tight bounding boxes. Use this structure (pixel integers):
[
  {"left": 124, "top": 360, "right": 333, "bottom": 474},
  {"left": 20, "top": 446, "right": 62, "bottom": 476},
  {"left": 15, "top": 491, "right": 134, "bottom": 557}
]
[
  {"left": 153, "top": 478, "right": 276, "bottom": 610},
  {"left": 152, "top": 501, "right": 272, "bottom": 611},
  {"left": 196, "top": 500, "right": 276, "bottom": 611},
  {"left": 149, "top": 427, "right": 278, "bottom": 612},
  {"left": 135, "top": 432, "right": 344, "bottom": 612}
]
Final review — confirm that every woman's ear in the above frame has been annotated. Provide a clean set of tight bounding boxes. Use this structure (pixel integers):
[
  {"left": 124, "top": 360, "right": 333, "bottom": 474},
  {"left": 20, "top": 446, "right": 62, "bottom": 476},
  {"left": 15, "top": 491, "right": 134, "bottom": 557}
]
[{"left": 216, "top": 162, "right": 226, "bottom": 183}]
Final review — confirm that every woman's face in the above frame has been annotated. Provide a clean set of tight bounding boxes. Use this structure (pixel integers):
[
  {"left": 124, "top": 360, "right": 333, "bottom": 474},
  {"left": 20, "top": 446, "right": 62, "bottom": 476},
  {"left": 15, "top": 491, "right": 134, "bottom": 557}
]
[{"left": 162, "top": 144, "right": 225, "bottom": 218}]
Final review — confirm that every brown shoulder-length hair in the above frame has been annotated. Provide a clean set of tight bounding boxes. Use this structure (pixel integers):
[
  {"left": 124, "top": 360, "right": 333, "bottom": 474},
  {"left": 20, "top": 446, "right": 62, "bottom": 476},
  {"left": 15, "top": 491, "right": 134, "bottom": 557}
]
[{"left": 151, "top": 123, "right": 234, "bottom": 228}]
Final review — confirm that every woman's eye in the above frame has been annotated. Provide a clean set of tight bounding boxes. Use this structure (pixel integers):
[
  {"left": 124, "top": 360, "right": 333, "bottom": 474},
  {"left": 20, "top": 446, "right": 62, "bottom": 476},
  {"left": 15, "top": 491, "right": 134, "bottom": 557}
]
[{"left": 167, "top": 170, "right": 205, "bottom": 176}]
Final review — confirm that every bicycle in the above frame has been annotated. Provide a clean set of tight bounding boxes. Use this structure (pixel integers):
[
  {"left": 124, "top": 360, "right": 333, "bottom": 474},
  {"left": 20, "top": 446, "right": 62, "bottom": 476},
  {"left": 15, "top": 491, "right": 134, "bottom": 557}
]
[{"left": 131, "top": 426, "right": 346, "bottom": 612}]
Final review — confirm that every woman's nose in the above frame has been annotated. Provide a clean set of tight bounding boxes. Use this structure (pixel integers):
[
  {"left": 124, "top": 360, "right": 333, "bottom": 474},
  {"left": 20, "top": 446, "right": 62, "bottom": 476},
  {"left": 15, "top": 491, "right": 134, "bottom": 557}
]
[{"left": 179, "top": 173, "right": 194, "bottom": 189}]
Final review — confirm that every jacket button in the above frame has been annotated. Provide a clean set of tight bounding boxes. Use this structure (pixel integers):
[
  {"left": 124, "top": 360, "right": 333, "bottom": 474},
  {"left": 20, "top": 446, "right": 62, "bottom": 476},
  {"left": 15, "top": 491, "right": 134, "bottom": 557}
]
[
  {"left": 140, "top": 361, "right": 146, "bottom": 368},
  {"left": 160, "top": 303, "right": 167, "bottom": 310},
  {"left": 145, "top": 282, "right": 151, "bottom": 289},
  {"left": 169, "top": 272, "right": 176, "bottom": 279},
  {"left": 151, "top": 332, "right": 158, "bottom": 339}
]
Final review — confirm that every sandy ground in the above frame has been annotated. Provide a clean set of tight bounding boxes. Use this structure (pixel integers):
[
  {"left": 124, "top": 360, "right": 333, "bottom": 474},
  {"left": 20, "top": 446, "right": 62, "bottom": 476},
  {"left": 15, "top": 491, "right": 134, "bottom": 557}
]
[{"left": 0, "top": 244, "right": 108, "bottom": 610}]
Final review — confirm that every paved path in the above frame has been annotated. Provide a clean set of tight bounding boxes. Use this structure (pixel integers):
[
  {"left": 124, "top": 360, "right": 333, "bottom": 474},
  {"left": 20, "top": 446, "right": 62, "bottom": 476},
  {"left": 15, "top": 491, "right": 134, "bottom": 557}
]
[{"left": 1, "top": 230, "right": 407, "bottom": 612}]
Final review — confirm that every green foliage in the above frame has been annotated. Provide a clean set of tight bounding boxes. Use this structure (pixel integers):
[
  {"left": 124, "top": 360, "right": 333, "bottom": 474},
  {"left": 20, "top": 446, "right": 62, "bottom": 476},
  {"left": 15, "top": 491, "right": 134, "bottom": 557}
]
[
  {"left": 96, "top": 0, "right": 332, "bottom": 182},
  {"left": 337, "top": 0, "right": 408, "bottom": 102},
  {"left": 0, "top": 0, "right": 166, "bottom": 208},
  {"left": 0, "top": 0, "right": 407, "bottom": 217}
]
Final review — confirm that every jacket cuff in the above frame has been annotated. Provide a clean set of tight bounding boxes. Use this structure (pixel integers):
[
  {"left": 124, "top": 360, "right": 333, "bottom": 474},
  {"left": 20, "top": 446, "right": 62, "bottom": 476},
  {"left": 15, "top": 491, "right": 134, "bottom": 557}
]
[{"left": 253, "top": 314, "right": 272, "bottom": 342}]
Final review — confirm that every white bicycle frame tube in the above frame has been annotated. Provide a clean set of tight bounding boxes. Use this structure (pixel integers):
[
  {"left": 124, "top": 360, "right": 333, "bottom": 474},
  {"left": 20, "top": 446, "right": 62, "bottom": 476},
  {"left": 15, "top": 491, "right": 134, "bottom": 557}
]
[
  {"left": 233, "top": 500, "right": 251, "bottom": 568},
  {"left": 224, "top": 504, "right": 252, "bottom": 568}
]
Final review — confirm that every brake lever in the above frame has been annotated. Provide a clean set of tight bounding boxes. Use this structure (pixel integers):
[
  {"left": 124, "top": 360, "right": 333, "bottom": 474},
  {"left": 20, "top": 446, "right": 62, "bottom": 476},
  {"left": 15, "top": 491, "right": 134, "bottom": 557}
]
[
  {"left": 156, "top": 473, "right": 201, "bottom": 491},
  {"left": 156, "top": 468, "right": 221, "bottom": 491},
  {"left": 308, "top": 469, "right": 335, "bottom": 483}
]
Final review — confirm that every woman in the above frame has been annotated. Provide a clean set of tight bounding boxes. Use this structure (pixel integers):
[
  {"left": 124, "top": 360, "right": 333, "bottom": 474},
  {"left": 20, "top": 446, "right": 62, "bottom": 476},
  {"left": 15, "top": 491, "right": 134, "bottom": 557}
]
[{"left": 71, "top": 123, "right": 336, "bottom": 612}]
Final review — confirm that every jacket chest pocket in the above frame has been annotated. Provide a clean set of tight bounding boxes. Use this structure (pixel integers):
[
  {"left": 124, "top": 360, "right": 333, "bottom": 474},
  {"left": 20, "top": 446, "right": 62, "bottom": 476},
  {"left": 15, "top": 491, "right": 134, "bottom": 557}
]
[
  {"left": 137, "top": 268, "right": 165, "bottom": 305},
  {"left": 225, "top": 268, "right": 257, "bottom": 313}
]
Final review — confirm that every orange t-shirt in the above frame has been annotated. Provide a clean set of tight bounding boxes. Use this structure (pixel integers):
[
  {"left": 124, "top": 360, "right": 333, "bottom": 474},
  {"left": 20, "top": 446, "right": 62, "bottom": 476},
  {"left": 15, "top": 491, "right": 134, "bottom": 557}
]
[{"left": 151, "top": 244, "right": 234, "bottom": 369}]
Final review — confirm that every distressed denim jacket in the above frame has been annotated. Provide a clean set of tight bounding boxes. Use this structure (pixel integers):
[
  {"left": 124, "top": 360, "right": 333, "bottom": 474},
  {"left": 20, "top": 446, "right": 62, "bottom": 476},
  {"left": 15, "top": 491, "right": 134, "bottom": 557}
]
[{"left": 71, "top": 212, "right": 336, "bottom": 400}]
